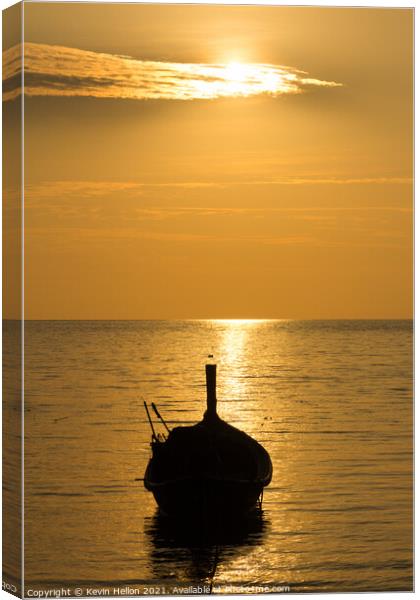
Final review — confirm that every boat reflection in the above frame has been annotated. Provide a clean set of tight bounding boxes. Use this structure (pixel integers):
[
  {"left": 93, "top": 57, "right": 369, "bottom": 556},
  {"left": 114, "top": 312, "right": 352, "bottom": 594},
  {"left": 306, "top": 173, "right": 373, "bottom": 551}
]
[{"left": 144, "top": 509, "right": 270, "bottom": 588}]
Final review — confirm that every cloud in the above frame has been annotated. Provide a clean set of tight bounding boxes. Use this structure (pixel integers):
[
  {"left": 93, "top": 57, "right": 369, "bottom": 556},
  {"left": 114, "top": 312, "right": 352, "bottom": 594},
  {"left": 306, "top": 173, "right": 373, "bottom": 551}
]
[
  {"left": 3, "top": 42, "right": 342, "bottom": 102},
  {"left": 21, "top": 176, "right": 412, "bottom": 202},
  {"left": 17, "top": 179, "right": 412, "bottom": 223},
  {"left": 16, "top": 178, "right": 411, "bottom": 252}
]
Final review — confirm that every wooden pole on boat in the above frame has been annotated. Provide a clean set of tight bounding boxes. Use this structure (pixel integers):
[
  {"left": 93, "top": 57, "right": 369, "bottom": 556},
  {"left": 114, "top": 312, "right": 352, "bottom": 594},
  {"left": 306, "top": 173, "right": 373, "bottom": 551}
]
[
  {"left": 205, "top": 363, "right": 217, "bottom": 417},
  {"left": 151, "top": 402, "right": 170, "bottom": 434},
  {"left": 143, "top": 401, "right": 157, "bottom": 441}
]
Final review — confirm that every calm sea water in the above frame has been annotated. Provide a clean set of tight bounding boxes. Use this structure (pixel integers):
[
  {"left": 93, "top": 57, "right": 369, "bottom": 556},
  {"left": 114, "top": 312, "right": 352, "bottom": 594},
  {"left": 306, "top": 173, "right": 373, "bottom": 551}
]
[{"left": 19, "top": 320, "right": 412, "bottom": 593}]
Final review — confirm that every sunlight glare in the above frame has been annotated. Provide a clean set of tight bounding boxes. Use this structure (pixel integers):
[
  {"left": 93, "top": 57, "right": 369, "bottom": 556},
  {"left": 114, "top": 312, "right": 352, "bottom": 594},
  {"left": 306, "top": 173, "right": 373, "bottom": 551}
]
[
  {"left": 213, "top": 319, "right": 268, "bottom": 325},
  {"left": 220, "top": 62, "right": 286, "bottom": 97}
]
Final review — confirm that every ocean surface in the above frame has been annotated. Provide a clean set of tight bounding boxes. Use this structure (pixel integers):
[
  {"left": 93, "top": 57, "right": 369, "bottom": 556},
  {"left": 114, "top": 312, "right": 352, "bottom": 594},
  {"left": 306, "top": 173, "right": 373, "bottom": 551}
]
[{"left": 17, "top": 320, "right": 413, "bottom": 593}]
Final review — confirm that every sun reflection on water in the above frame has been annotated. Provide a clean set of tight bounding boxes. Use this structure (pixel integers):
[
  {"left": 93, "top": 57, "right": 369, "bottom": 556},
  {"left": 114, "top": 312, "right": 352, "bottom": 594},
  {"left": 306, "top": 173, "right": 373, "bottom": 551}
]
[{"left": 209, "top": 320, "right": 271, "bottom": 425}]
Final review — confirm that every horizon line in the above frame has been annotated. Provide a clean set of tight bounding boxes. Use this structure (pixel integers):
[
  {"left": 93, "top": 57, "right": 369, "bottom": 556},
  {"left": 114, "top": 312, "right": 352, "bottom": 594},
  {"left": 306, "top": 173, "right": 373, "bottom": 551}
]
[{"left": 3, "top": 317, "right": 413, "bottom": 322}]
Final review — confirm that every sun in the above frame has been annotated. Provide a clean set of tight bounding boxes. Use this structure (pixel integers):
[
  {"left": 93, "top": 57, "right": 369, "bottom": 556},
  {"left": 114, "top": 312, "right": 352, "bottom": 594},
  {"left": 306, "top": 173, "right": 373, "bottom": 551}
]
[
  {"left": 225, "top": 61, "right": 249, "bottom": 82},
  {"left": 190, "top": 60, "right": 290, "bottom": 99},
  {"left": 220, "top": 61, "right": 283, "bottom": 97},
  {"left": 223, "top": 61, "right": 258, "bottom": 95}
]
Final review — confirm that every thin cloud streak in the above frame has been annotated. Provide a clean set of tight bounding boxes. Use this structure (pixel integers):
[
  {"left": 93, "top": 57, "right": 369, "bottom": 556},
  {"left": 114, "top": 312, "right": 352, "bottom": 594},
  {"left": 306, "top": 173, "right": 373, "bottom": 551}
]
[
  {"left": 25, "top": 226, "right": 408, "bottom": 251},
  {"left": 3, "top": 42, "right": 342, "bottom": 101},
  {"left": 18, "top": 180, "right": 411, "bottom": 221},
  {"left": 25, "top": 225, "right": 317, "bottom": 246},
  {"left": 21, "top": 177, "right": 413, "bottom": 202}
]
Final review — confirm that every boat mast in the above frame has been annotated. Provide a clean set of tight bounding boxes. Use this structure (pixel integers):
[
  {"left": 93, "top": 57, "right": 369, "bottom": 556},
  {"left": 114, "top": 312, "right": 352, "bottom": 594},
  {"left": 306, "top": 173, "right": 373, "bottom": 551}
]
[{"left": 205, "top": 363, "right": 217, "bottom": 418}]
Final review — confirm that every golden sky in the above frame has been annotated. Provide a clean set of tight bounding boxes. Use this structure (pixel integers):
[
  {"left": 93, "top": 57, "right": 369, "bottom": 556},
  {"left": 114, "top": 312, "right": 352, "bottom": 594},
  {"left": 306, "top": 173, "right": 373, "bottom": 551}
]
[{"left": 4, "top": 3, "right": 413, "bottom": 319}]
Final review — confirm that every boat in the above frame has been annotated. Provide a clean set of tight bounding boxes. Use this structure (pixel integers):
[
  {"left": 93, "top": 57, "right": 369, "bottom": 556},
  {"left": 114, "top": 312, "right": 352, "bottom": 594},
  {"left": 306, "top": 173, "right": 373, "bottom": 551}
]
[{"left": 143, "top": 363, "right": 272, "bottom": 519}]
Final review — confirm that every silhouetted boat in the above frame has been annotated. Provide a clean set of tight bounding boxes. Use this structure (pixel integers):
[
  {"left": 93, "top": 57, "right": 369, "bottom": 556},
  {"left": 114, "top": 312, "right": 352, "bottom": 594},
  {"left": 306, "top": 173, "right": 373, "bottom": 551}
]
[{"left": 143, "top": 363, "right": 272, "bottom": 519}]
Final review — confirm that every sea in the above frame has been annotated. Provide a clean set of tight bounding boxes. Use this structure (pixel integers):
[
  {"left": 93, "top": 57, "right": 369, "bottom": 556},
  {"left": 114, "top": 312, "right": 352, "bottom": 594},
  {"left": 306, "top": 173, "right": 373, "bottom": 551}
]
[{"left": 7, "top": 319, "right": 414, "bottom": 593}]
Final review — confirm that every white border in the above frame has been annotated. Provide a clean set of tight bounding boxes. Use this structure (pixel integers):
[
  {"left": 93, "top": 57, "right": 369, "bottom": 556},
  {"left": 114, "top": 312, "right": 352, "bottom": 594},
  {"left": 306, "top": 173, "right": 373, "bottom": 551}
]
[{"left": 0, "top": 2, "right": 415, "bottom": 600}]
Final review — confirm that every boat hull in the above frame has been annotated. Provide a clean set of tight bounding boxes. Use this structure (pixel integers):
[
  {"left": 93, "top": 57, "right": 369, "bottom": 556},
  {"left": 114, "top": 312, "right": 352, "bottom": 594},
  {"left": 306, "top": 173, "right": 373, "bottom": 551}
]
[
  {"left": 143, "top": 404, "right": 272, "bottom": 520},
  {"left": 146, "top": 474, "right": 264, "bottom": 519}
]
